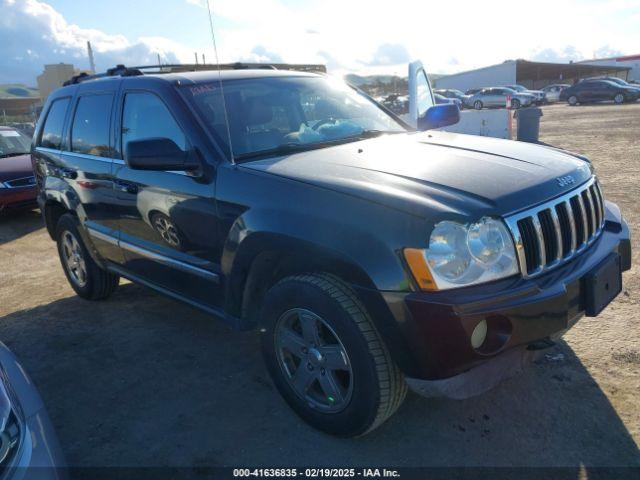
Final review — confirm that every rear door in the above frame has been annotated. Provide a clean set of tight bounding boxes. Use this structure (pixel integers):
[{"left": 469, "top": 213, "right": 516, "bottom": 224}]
[{"left": 112, "top": 83, "right": 222, "bottom": 308}]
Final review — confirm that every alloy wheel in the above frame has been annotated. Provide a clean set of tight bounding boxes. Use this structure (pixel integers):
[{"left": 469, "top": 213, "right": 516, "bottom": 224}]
[
  {"left": 61, "top": 231, "right": 87, "bottom": 287},
  {"left": 614, "top": 93, "right": 624, "bottom": 104},
  {"left": 274, "top": 308, "right": 353, "bottom": 413}
]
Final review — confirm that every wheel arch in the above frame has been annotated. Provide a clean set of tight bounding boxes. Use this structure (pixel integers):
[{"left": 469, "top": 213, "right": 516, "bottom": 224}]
[{"left": 225, "top": 232, "right": 417, "bottom": 376}]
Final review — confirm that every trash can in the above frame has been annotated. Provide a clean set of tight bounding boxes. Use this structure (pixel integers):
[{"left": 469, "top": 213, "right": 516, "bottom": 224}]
[{"left": 514, "top": 107, "right": 543, "bottom": 143}]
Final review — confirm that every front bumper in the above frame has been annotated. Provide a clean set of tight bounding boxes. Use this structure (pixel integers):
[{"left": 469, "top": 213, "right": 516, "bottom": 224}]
[
  {"left": 0, "top": 187, "right": 37, "bottom": 213},
  {"left": 380, "top": 202, "right": 631, "bottom": 391}
]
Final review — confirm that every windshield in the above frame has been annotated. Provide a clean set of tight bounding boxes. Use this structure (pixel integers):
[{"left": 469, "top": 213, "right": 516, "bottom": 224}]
[
  {"left": 508, "top": 85, "right": 527, "bottom": 92},
  {"left": 183, "top": 76, "right": 407, "bottom": 161},
  {"left": 0, "top": 129, "right": 31, "bottom": 158}
]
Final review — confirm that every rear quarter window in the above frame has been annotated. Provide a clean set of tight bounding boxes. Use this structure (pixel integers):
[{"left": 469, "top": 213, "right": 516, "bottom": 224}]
[{"left": 39, "top": 97, "right": 71, "bottom": 149}]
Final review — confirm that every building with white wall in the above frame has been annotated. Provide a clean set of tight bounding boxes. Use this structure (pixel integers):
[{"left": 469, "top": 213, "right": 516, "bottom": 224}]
[
  {"left": 577, "top": 54, "right": 640, "bottom": 82},
  {"left": 434, "top": 59, "right": 631, "bottom": 92}
]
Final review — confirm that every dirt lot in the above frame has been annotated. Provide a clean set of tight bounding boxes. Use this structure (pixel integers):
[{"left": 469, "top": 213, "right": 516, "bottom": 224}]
[{"left": 0, "top": 103, "right": 639, "bottom": 469}]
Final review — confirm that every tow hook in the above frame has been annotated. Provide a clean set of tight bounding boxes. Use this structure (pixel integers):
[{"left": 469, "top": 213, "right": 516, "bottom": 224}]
[{"left": 527, "top": 338, "right": 556, "bottom": 351}]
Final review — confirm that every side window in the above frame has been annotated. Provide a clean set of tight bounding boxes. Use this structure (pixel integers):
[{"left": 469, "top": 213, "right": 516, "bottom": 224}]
[
  {"left": 71, "top": 94, "right": 114, "bottom": 157},
  {"left": 121, "top": 92, "right": 187, "bottom": 155},
  {"left": 39, "top": 98, "right": 70, "bottom": 149},
  {"left": 416, "top": 70, "right": 434, "bottom": 117}
]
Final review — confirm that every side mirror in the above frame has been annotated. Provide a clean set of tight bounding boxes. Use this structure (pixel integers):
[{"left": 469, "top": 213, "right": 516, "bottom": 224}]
[
  {"left": 417, "top": 103, "right": 460, "bottom": 131},
  {"left": 125, "top": 138, "right": 199, "bottom": 171}
]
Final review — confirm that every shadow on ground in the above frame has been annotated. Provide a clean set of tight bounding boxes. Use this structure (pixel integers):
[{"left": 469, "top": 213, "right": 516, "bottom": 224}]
[
  {"left": 0, "top": 283, "right": 638, "bottom": 470},
  {"left": 0, "top": 209, "right": 42, "bottom": 245}
]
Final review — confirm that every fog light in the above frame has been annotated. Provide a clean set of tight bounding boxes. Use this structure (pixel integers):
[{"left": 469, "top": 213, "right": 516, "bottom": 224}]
[{"left": 471, "top": 320, "right": 487, "bottom": 349}]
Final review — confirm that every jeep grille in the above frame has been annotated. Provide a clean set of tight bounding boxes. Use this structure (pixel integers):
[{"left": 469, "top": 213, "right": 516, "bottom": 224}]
[{"left": 505, "top": 177, "right": 605, "bottom": 278}]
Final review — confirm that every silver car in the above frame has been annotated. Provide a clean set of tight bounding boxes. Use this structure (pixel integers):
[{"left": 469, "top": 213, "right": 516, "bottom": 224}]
[
  {"left": 0, "top": 341, "right": 66, "bottom": 479},
  {"left": 466, "top": 87, "right": 535, "bottom": 110},
  {"left": 505, "top": 84, "right": 546, "bottom": 104},
  {"left": 541, "top": 84, "right": 571, "bottom": 103}
]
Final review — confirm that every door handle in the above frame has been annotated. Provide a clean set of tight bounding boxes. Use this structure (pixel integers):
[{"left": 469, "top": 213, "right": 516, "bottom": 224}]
[
  {"left": 114, "top": 180, "right": 138, "bottom": 194},
  {"left": 59, "top": 167, "right": 77, "bottom": 180}
]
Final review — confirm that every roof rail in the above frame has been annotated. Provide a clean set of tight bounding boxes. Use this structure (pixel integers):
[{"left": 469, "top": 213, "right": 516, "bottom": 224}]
[
  {"left": 62, "top": 62, "right": 327, "bottom": 86},
  {"left": 62, "top": 64, "right": 143, "bottom": 86}
]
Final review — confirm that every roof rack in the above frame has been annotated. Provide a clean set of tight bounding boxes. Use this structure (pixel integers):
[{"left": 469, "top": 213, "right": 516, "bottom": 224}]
[{"left": 62, "top": 62, "right": 327, "bottom": 86}]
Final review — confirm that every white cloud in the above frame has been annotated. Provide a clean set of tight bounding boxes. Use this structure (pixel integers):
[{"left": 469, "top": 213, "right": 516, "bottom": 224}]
[
  {"left": 0, "top": 0, "right": 192, "bottom": 84},
  {"left": 207, "top": 0, "right": 640, "bottom": 76},
  {"left": 365, "top": 44, "right": 411, "bottom": 66}
]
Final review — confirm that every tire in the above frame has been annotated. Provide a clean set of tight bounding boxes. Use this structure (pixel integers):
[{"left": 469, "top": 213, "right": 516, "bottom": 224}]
[
  {"left": 260, "top": 273, "right": 407, "bottom": 437},
  {"left": 511, "top": 98, "right": 521, "bottom": 109},
  {"left": 474, "top": 100, "right": 483, "bottom": 110},
  {"left": 614, "top": 93, "right": 625, "bottom": 104},
  {"left": 56, "top": 214, "right": 119, "bottom": 300},
  {"left": 568, "top": 95, "right": 578, "bottom": 106}
]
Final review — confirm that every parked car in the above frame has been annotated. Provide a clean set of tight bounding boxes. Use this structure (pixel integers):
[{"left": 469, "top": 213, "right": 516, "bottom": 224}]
[
  {"left": 33, "top": 65, "right": 631, "bottom": 437},
  {"left": 560, "top": 79, "right": 640, "bottom": 105},
  {"left": 0, "top": 126, "right": 37, "bottom": 214},
  {"left": 434, "top": 89, "right": 470, "bottom": 108},
  {"left": 0, "top": 341, "right": 66, "bottom": 477},
  {"left": 505, "top": 84, "right": 546, "bottom": 104},
  {"left": 541, "top": 84, "right": 571, "bottom": 103},
  {"left": 380, "top": 94, "right": 409, "bottom": 116},
  {"left": 466, "top": 87, "right": 535, "bottom": 109},
  {"left": 584, "top": 77, "right": 640, "bottom": 93},
  {"left": 434, "top": 93, "right": 462, "bottom": 109}
]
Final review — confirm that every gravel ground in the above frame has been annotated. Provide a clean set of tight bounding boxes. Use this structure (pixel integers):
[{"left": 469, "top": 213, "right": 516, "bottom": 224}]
[{"left": 0, "top": 103, "right": 638, "bottom": 469}]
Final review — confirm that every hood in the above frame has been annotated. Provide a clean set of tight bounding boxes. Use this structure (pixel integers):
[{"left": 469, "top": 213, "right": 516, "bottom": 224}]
[
  {"left": 241, "top": 131, "right": 592, "bottom": 219},
  {"left": 0, "top": 154, "right": 33, "bottom": 183}
]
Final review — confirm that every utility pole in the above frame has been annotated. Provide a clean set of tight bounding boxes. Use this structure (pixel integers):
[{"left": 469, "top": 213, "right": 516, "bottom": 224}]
[
  {"left": 195, "top": 52, "right": 199, "bottom": 65},
  {"left": 202, "top": 53, "right": 206, "bottom": 65},
  {"left": 87, "top": 41, "right": 96, "bottom": 73},
  {"left": 157, "top": 53, "right": 161, "bottom": 67}
]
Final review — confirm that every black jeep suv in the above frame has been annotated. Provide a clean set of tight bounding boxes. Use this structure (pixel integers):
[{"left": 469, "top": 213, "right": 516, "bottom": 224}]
[{"left": 32, "top": 66, "right": 631, "bottom": 437}]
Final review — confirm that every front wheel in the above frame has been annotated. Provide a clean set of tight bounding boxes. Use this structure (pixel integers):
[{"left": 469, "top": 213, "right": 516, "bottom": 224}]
[
  {"left": 568, "top": 95, "right": 578, "bottom": 106},
  {"left": 260, "top": 273, "right": 407, "bottom": 437},
  {"left": 511, "top": 98, "right": 521, "bottom": 109},
  {"left": 56, "top": 214, "right": 119, "bottom": 300},
  {"left": 474, "top": 100, "right": 483, "bottom": 110},
  {"left": 614, "top": 93, "right": 625, "bottom": 104}
]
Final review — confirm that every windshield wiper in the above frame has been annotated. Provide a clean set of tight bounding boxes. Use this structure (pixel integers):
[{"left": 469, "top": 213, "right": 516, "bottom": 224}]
[
  {"left": 234, "top": 130, "right": 407, "bottom": 162},
  {"left": 353, "top": 129, "right": 405, "bottom": 139},
  {"left": 234, "top": 142, "right": 325, "bottom": 162},
  {"left": 0, "top": 152, "right": 29, "bottom": 158}
]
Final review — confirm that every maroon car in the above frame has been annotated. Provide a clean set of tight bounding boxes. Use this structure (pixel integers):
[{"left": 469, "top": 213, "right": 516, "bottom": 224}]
[{"left": 0, "top": 126, "right": 37, "bottom": 213}]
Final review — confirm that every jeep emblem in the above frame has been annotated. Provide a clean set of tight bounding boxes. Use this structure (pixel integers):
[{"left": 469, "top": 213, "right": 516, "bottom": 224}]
[{"left": 556, "top": 175, "right": 575, "bottom": 187}]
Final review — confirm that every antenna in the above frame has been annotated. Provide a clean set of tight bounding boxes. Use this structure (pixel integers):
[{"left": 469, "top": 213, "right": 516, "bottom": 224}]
[{"left": 205, "top": 0, "right": 235, "bottom": 162}]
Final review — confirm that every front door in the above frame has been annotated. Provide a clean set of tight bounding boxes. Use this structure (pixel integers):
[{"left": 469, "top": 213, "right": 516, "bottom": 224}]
[{"left": 112, "top": 89, "right": 222, "bottom": 308}]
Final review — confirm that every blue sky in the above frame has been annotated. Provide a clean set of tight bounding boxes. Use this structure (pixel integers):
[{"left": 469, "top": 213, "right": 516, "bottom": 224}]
[{"left": 1, "top": 0, "right": 639, "bottom": 84}]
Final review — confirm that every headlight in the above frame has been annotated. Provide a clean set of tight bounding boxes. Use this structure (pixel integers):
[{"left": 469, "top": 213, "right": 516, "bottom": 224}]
[{"left": 404, "top": 217, "right": 518, "bottom": 290}]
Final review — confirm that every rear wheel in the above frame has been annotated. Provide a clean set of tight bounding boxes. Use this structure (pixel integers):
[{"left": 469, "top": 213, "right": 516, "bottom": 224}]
[
  {"left": 614, "top": 93, "right": 625, "bottom": 104},
  {"left": 511, "top": 98, "right": 521, "bottom": 109},
  {"left": 260, "top": 273, "right": 407, "bottom": 437},
  {"left": 474, "top": 100, "right": 483, "bottom": 110},
  {"left": 56, "top": 214, "right": 119, "bottom": 300},
  {"left": 568, "top": 95, "right": 578, "bottom": 106}
]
